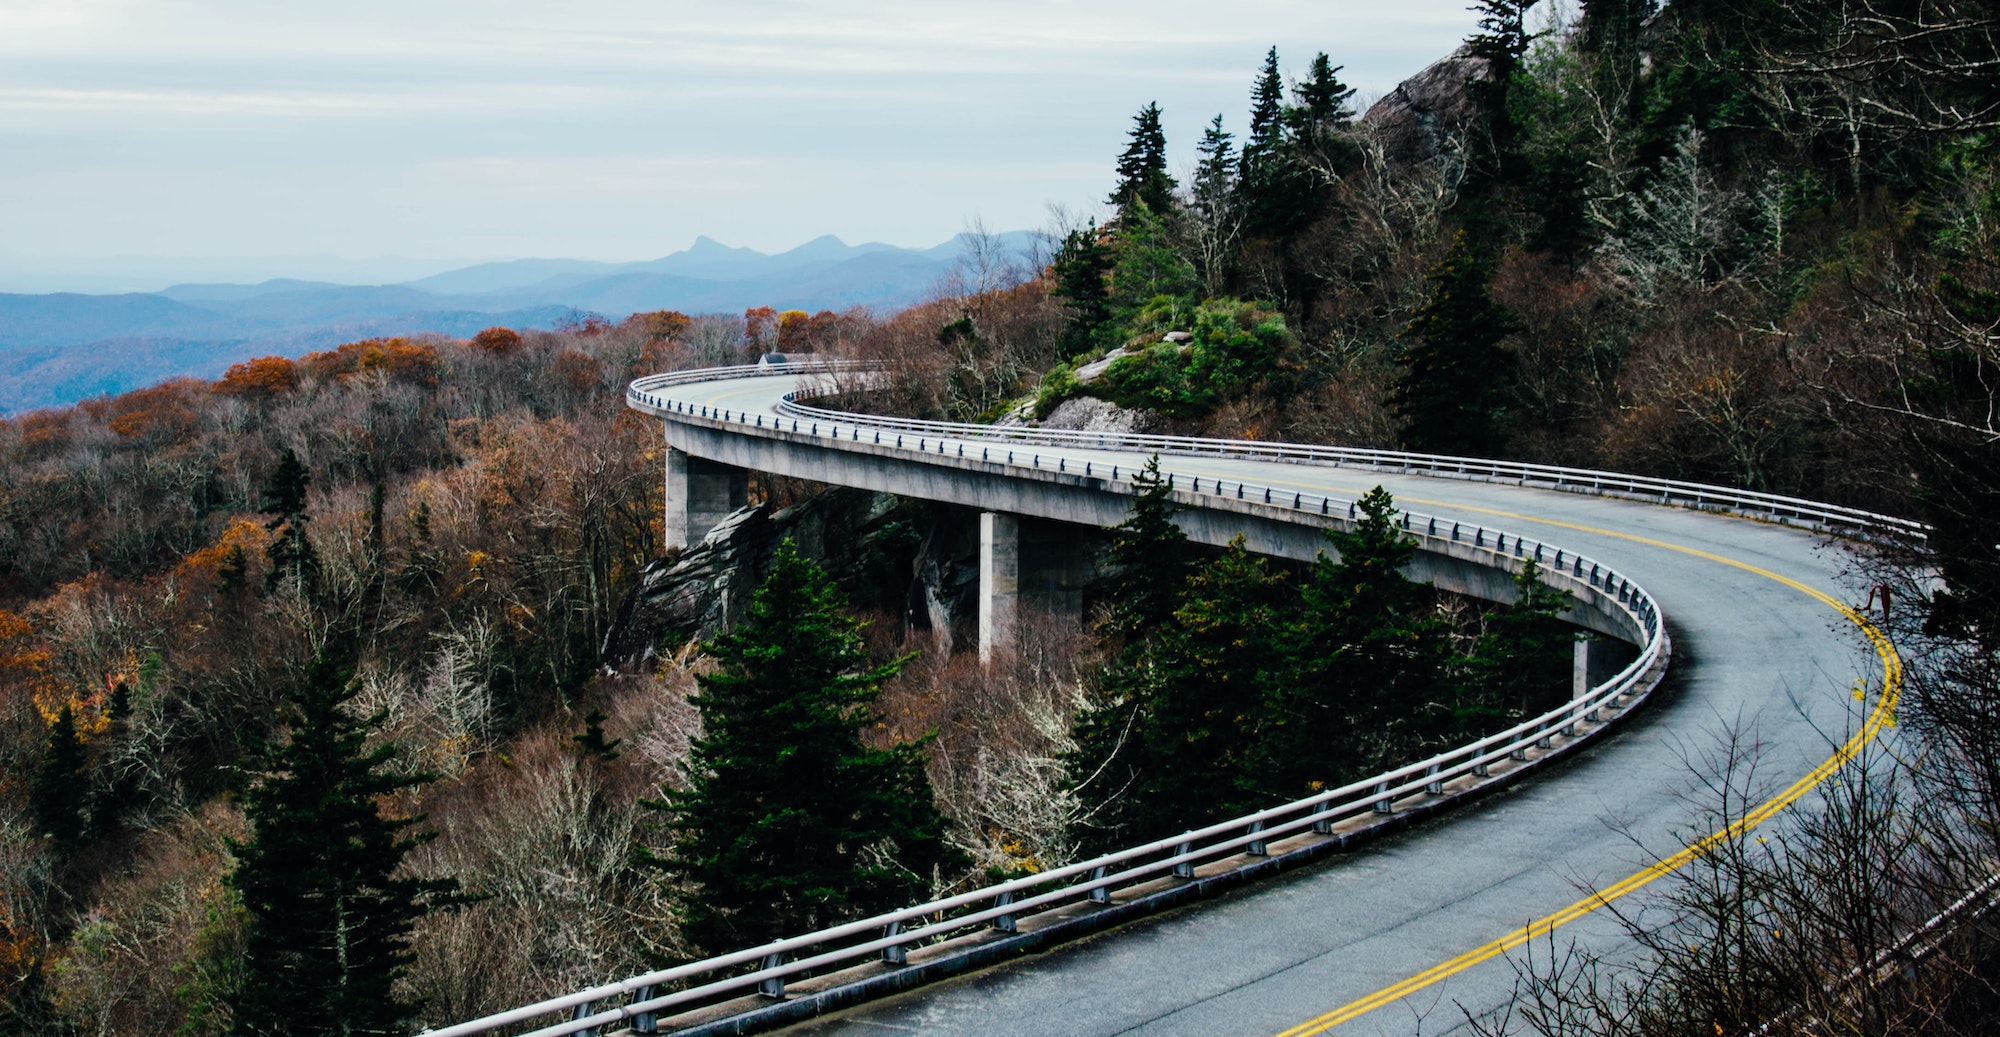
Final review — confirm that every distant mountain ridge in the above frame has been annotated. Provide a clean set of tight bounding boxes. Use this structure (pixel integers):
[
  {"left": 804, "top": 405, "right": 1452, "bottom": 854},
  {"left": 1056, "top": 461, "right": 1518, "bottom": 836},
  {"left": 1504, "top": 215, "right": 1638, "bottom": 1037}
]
[{"left": 0, "top": 231, "right": 1044, "bottom": 413}]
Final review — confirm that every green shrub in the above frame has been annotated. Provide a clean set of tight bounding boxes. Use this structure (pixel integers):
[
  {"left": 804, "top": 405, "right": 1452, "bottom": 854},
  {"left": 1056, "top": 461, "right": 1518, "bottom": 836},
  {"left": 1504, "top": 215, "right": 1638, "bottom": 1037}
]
[{"left": 1034, "top": 362, "right": 1081, "bottom": 418}]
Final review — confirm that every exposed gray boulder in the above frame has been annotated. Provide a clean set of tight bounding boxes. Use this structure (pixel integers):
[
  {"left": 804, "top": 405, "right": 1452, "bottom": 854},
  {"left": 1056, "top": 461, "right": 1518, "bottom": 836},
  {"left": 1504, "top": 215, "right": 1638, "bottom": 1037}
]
[
  {"left": 1040, "top": 395, "right": 1162, "bottom": 434},
  {"left": 1360, "top": 45, "right": 1490, "bottom": 164}
]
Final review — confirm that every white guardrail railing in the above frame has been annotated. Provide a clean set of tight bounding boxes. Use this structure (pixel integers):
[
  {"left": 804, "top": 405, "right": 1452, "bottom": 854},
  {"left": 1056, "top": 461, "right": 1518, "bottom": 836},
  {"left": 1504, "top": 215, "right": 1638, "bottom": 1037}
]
[{"left": 415, "top": 361, "right": 1907, "bottom": 1037}]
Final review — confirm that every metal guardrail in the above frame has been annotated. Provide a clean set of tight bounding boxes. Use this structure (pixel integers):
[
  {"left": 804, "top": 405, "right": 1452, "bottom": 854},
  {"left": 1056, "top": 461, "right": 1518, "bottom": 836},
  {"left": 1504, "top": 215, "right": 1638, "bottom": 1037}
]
[
  {"left": 415, "top": 362, "right": 1899, "bottom": 1037},
  {"left": 762, "top": 372, "right": 1923, "bottom": 543}
]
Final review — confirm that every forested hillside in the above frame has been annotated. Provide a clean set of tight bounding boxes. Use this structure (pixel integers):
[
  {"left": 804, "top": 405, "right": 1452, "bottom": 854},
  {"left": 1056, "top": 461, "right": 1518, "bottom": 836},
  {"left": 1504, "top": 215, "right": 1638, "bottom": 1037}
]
[{"left": 2, "top": 0, "right": 1998, "bottom": 1033}]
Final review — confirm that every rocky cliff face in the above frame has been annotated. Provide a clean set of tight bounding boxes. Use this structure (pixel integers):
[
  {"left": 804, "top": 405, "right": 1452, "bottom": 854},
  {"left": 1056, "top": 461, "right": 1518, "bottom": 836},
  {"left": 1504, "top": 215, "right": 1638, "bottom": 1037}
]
[
  {"left": 600, "top": 488, "right": 986, "bottom": 671},
  {"left": 1360, "top": 45, "right": 1491, "bottom": 164}
]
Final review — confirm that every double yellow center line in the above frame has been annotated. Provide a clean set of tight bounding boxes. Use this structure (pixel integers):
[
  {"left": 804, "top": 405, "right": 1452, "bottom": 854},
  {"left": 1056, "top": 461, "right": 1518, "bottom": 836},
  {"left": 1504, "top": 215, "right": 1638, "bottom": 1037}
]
[{"left": 1274, "top": 516, "right": 1903, "bottom": 1036}]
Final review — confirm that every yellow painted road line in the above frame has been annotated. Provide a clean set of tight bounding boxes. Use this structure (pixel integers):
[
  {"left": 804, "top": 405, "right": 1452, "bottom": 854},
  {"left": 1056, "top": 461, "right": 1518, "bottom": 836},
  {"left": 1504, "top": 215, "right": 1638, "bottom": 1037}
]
[{"left": 1274, "top": 547, "right": 1901, "bottom": 1036}]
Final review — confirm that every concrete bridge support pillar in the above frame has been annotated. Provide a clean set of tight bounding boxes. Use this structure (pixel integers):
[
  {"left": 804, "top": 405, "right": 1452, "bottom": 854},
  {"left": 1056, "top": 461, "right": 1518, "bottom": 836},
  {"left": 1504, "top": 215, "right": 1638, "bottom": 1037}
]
[
  {"left": 665, "top": 445, "right": 749, "bottom": 552},
  {"left": 979, "top": 512, "right": 1019, "bottom": 663},
  {"left": 1573, "top": 636, "right": 1596, "bottom": 702},
  {"left": 1573, "top": 635, "right": 1637, "bottom": 700}
]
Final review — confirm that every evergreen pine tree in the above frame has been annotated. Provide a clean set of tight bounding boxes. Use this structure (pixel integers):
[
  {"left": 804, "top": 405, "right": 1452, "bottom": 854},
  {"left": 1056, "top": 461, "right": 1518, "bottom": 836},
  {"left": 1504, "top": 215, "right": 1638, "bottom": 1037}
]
[
  {"left": 1097, "top": 456, "right": 1197, "bottom": 641},
  {"left": 1254, "top": 487, "right": 1454, "bottom": 798},
  {"left": 1108, "top": 200, "right": 1198, "bottom": 310},
  {"left": 1049, "top": 222, "right": 1116, "bottom": 355},
  {"left": 1190, "top": 114, "right": 1241, "bottom": 292},
  {"left": 230, "top": 651, "right": 457, "bottom": 1037},
  {"left": 1465, "top": 0, "right": 1543, "bottom": 184},
  {"left": 259, "top": 448, "right": 319, "bottom": 595},
  {"left": 1463, "top": 559, "right": 1579, "bottom": 720},
  {"left": 649, "top": 540, "right": 963, "bottom": 954},
  {"left": 1288, "top": 54, "right": 1357, "bottom": 136},
  {"left": 1238, "top": 47, "right": 1301, "bottom": 237},
  {"left": 1240, "top": 47, "right": 1287, "bottom": 182},
  {"left": 1109, "top": 101, "right": 1177, "bottom": 216},
  {"left": 1143, "top": 540, "right": 1286, "bottom": 831},
  {"left": 1390, "top": 231, "right": 1521, "bottom": 455},
  {"left": 30, "top": 703, "right": 89, "bottom": 845},
  {"left": 1192, "top": 115, "right": 1236, "bottom": 220},
  {"left": 1066, "top": 458, "right": 1212, "bottom": 851}
]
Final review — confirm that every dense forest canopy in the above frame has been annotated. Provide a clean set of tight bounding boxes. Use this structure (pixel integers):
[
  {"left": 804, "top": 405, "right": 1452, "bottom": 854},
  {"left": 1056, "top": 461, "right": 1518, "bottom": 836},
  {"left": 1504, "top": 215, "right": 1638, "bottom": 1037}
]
[{"left": 2, "top": 0, "right": 1999, "bottom": 1032}]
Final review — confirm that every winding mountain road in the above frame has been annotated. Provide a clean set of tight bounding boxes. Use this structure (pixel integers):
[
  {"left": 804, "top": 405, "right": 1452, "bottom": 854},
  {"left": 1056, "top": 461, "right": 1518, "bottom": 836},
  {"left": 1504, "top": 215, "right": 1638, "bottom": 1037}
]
[
  {"left": 608, "top": 368, "right": 1899, "bottom": 1036},
  {"left": 422, "top": 366, "right": 1901, "bottom": 1037}
]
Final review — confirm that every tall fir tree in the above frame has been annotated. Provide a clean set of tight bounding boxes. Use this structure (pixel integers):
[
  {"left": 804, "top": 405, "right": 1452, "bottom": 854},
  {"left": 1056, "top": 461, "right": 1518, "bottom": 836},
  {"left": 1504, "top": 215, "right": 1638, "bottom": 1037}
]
[
  {"left": 1465, "top": 0, "right": 1543, "bottom": 189},
  {"left": 30, "top": 703, "right": 88, "bottom": 845},
  {"left": 649, "top": 540, "right": 962, "bottom": 954},
  {"left": 1142, "top": 539, "right": 1286, "bottom": 833},
  {"left": 1238, "top": 47, "right": 1300, "bottom": 237},
  {"left": 230, "top": 651, "right": 457, "bottom": 1037},
  {"left": 1253, "top": 487, "right": 1454, "bottom": 798},
  {"left": 1240, "top": 47, "right": 1287, "bottom": 181},
  {"left": 1190, "top": 114, "right": 1241, "bottom": 292},
  {"left": 1096, "top": 456, "right": 1198, "bottom": 641},
  {"left": 1287, "top": 53, "right": 1357, "bottom": 137},
  {"left": 1110, "top": 101, "right": 1177, "bottom": 216},
  {"left": 1049, "top": 222, "right": 1116, "bottom": 355},
  {"left": 1192, "top": 115, "right": 1236, "bottom": 220},
  {"left": 1390, "top": 231, "right": 1521, "bottom": 455},
  {"left": 260, "top": 448, "right": 319, "bottom": 595},
  {"left": 1070, "top": 539, "right": 1286, "bottom": 852},
  {"left": 1066, "top": 457, "right": 1204, "bottom": 851}
]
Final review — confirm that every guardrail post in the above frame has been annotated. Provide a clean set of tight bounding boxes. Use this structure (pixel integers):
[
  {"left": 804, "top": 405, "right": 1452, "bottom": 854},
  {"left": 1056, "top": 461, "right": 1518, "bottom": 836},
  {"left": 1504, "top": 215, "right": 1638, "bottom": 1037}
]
[
  {"left": 1425, "top": 764, "right": 1443, "bottom": 795},
  {"left": 1088, "top": 865, "right": 1112, "bottom": 903},
  {"left": 569, "top": 1001, "right": 600, "bottom": 1037},
  {"left": 757, "top": 952, "right": 786, "bottom": 998},
  {"left": 1372, "top": 782, "right": 1393, "bottom": 814},
  {"left": 1536, "top": 721, "right": 1553, "bottom": 750},
  {"left": 1173, "top": 841, "right": 1195, "bottom": 878},
  {"left": 881, "top": 921, "right": 908, "bottom": 965},
  {"left": 1511, "top": 737, "right": 1530, "bottom": 761},
  {"left": 1473, "top": 756, "right": 1490, "bottom": 777},
  {"left": 1247, "top": 820, "right": 1268, "bottom": 856},
  {"left": 629, "top": 985, "right": 659, "bottom": 1034},
  {"left": 992, "top": 891, "right": 1017, "bottom": 932}
]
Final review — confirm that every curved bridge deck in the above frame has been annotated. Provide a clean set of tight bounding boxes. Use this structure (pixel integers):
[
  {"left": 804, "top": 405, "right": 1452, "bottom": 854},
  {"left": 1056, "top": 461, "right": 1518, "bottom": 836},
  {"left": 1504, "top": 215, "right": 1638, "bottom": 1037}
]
[{"left": 421, "top": 366, "right": 1895, "bottom": 1037}]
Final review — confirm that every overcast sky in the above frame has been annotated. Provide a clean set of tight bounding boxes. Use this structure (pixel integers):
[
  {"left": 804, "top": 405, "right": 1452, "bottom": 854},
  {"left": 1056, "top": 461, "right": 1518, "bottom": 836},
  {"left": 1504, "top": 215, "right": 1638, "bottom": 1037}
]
[{"left": 0, "top": 0, "right": 1487, "bottom": 288}]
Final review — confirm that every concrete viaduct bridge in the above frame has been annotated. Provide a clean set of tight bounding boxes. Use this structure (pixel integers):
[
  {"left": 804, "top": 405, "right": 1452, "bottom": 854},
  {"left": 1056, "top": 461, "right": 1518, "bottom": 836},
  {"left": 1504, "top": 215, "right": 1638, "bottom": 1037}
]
[{"left": 426, "top": 362, "right": 1911, "bottom": 1037}]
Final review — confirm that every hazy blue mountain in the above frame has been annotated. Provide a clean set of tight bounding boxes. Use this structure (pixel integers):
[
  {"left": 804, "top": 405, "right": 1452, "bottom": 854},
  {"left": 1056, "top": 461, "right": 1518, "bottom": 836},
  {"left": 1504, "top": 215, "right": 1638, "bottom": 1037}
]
[
  {"left": 157, "top": 279, "right": 355, "bottom": 302},
  {"left": 402, "top": 259, "right": 628, "bottom": 295},
  {"left": 0, "top": 230, "right": 1045, "bottom": 413}
]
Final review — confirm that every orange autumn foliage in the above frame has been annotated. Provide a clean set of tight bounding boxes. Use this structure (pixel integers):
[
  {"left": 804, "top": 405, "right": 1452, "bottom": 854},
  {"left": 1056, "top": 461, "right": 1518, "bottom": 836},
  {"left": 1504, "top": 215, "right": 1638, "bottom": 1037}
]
[
  {"left": 214, "top": 356, "right": 300, "bottom": 399},
  {"left": 469, "top": 327, "right": 524, "bottom": 355},
  {"left": 300, "top": 337, "right": 444, "bottom": 387},
  {"left": 622, "top": 310, "right": 691, "bottom": 342},
  {"left": 744, "top": 306, "right": 779, "bottom": 349},
  {"left": 86, "top": 379, "right": 205, "bottom": 444}
]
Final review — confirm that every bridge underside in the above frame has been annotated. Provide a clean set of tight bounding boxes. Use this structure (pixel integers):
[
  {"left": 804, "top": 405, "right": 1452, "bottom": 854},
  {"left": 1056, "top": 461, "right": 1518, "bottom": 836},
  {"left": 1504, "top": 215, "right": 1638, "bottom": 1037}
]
[{"left": 660, "top": 419, "right": 1641, "bottom": 647}]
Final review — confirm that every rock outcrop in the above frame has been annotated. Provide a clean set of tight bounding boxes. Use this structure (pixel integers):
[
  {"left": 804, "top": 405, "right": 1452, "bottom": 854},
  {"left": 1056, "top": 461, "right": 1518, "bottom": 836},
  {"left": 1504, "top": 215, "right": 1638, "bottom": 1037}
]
[
  {"left": 1039, "top": 396, "right": 1163, "bottom": 435},
  {"left": 600, "top": 488, "right": 985, "bottom": 671},
  {"left": 1360, "top": 45, "right": 1491, "bottom": 165}
]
